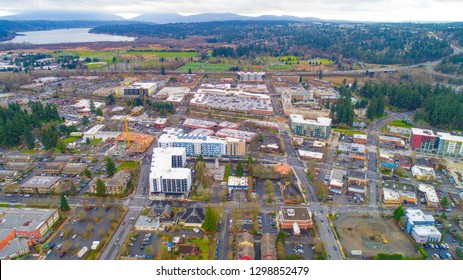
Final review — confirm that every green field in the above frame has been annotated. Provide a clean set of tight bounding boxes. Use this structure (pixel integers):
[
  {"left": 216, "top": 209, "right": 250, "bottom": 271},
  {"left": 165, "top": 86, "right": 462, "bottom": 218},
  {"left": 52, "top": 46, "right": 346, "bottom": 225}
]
[
  {"left": 267, "top": 64, "right": 293, "bottom": 70},
  {"left": 63, "top": 136, "right": 78, "bottom": 144},
  {"left": 51, "top": 50, "right": 117, "bottom": 65},
  {"left": 90, "top": 138, "right": 102, "bottom": 146},
  {"left": 177, "top": 62, "right": 233, "bottom": 72},
  {"left": 388, "top": 120, "right": 412, "bottom": 128},
  {"left": 307, "top": 57, "right": 334, "bottom": 65},
  {"left": 123, "top": 51, "right": 197, "bottom": 58},
  {"left": 117, "top": 161, "right": 138, "bottom": 171},
  {"left": 332, "top": 128, "right": 365, "bottom": 136},
  {"left": 85, "top": 62, "right": 107, "bottom": 69}
]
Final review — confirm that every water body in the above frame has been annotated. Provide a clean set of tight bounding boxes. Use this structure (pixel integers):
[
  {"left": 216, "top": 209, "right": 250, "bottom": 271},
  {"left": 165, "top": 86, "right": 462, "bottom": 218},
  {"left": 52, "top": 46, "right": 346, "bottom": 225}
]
[{"left": 3, "top": 28, "right": 136, "bottom": 44}]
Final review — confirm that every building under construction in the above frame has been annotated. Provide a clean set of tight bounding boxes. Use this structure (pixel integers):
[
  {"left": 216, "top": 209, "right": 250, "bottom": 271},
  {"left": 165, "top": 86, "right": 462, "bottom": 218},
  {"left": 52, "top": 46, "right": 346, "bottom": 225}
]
[{"left": 115, "top": 132, "right": 155, "bottom": 154}]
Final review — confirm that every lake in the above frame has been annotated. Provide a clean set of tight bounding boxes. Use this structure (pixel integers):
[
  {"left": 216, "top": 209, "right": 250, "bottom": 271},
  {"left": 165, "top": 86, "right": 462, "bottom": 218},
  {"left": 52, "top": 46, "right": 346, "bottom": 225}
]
[{"left": 3, "top": 28, "right": 136, "bottom": 44}]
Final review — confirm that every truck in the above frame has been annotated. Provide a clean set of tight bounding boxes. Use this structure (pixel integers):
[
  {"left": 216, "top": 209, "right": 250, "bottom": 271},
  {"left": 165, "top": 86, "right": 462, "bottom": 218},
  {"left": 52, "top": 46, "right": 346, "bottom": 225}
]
[
  {"left": 293, "top": 222, "right": 301, "bottom": 236},
  {"left": 77, "top": 246, "right": 88, "bottom": 259}
]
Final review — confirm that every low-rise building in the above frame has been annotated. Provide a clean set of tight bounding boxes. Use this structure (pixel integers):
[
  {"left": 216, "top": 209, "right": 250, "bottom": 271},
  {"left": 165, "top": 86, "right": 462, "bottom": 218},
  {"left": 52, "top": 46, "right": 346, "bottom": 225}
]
[
  {"left": 183, "top": 118, "right": 216, "bottom": 129},
  {"left": 329, "top": 169, "right": 347, "bottom": 195},
  {"left": 123, "top": 82, "right": 157, "bottom": 98},
  {"left": 261, "top": 233, "right": 277, "bottom": 260},
  {"left": 418, "top": 184, "right": 439, "bottom": 208},
  {"left": 378, "top": 135, "right": 405, "bottom": 149},
  {"left": 175, "top": 204, "right": 204, "bottom": 227},
  {"left": 83, "top": 124, "right": 105, "bottom": 141},
  {"left": 412, "top": 166, "right": 436, "bottom": 181},
  {"left": 410, "top": 128, "right": 437, "bottom": 153},
  {"left": 215, "top": 129, "right": 257, "bottom": 143},
  {"left": 382, "top": 188, "right": 401, "bottom": 206},
  {"left": 42, "top": 162, "right": 65, "bottom": 174},
  {"left": 353, "top": 134, "right": 367, "bottom": 144},
  {"left": 405, "top": 208, "right": 441, "bottom": 243},
  {"left": 89, "top": 170, "right": 131, "bottom": 194},
  {"left": 348, "top": 170, "right": 367, "bottom": 185},
  {"left": 228, "top": 176, "right": 249, "bottom": 192},
  {"left": 20, "top": 176, "right": 61, "bottom": 194},
  {"left": 235, "top": 232, "right": 255, "bottom": 260},
  {"left": 62, "top": 163, "right": 87, "bottom": 175},
  {"left": 298, "top": 150, "right": 323, "bottom": 161},
  {"left": 278, "top": 206, "right": 313, "bottom": 230}
]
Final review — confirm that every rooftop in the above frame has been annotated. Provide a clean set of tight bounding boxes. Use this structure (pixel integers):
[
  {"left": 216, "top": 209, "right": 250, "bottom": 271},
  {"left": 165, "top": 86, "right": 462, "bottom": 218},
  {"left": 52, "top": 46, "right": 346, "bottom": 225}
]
[
  {"left": 417, "top": 184, "right": 439, "bottom": 203},
  {"left": 228, "top": 176, "right": 249, "bottom": 187},
  {"left": 382, "top": 188, "right": 400, "bottom": 201},
  {"left": 215, "top": 128, "right": 257, "bottom": 142},
  {"left": 289, "top": 114, "right": 332, "bottom": 126},
  {"left": 0, "top": 207, "right": 58, "bottom": 233},
  {"left": 412, "top": 128, "right": 436, "bottom": 137},
  {"left": 20, "top": 176, "right": 60, "bottom": 189},
  {"left": 183, "top": 118, "right": 217, "bottom": 129},
  {"left": 353, "top": 134, "right": 367, "bottom": 139},
  {"left": 436, "top": 132, "right": 463, "bottom": 142},
  {"left": 406, "top": 208, "right": 435, "bottom": 223},
  {"left": 298, "top": 150, "right": 323, "bottom": 160},
  {"left": 280, "top": 206, "right": 311, "bottom": 221},
  {"left": 412, "top": 225, "right": 441, "bottom": 236},
  {"left": 157, "top": 87, "right": 190, "bottom": 96}
]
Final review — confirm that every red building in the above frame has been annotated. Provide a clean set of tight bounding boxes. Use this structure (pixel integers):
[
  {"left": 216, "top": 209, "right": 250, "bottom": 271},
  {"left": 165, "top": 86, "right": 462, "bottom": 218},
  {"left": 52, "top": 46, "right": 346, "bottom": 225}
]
[{"left": 410, "top": 128, "right": 437, "bottom": 153}]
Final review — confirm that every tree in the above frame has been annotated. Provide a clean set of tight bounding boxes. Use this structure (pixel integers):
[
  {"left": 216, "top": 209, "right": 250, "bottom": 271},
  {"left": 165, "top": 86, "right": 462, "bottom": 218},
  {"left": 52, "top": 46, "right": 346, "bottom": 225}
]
[
  {"left": 440, "top": 196, "right": 449, "bottom": 207},
  {"left": 83, "top": 168, "right": 91, "bottom": 178},
  {"left": 104, "top": 157, "right": 116, "bottom": 177},
  {"left": 69, "top": 180, "right": 77, "bottom": 196},
  {"left": 185, "top": 107, "right": 190, "bottom": 115},
  {"left": 144, "top": 245, "right": 154, "bottom": 257},
  {"left": 318, "top": 70, "right": 323, "bottom": 80},
  {"left": 60, "top": 193, "right": 70, "bottom": 211},
  {"left": 456, "top": 247, "right": 463, "bottom": 260},
  {"left": 247, "top": 155, "right": 253, "bottom": 174},
  {"left": 188, "top": 68, "right": 192, "bottom": 74},
  {"left": 299, "top": 76, "right": 303, "bottom": 83},
  {"left": 89, "top": 100, "right": 96, "bottom": 114},
  {"left": 86, "top": 137, "right": 90, "bottom": 145},
  {"left": 62, "top": 240, "right": 73, "bottom": 251},
  {"left": 77, "top": 209, "right": 87, "bottom": 220},
  {"left": 393, "top": 205, "right": 405, "bottom": 221},
  {"left": 202, "top": 206, "right": 218, "bottom": 233},
  {"left": 56, "top": 137, "right": 66, "bottom": 153},
  {"left": 82, "top": 115, "right": 90, "bottom": 126},
  {"left": 96, "top": 108, "right": 103, "bottom": 117},
  {"left": 235, "top": 162, "right": 244, "bottom": 177},
  {"left": 160, "top": 65, "right": 166, "bottom": 75},
  {"left": 24, "top": 128, "right": 34, "bottom": 149},
  {"left": 96, "top": 178, "right": 106, "bottom": 197},
  {"left": 105, "top": 94, "right": 115, "bottom": 105}
]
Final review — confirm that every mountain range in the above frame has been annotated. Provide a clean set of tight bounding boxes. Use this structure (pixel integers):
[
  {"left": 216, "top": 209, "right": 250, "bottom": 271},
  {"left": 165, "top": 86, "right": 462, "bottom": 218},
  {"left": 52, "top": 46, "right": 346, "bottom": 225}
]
[{"left": 0, "top": 11, "right": 331, "bottom": 24}]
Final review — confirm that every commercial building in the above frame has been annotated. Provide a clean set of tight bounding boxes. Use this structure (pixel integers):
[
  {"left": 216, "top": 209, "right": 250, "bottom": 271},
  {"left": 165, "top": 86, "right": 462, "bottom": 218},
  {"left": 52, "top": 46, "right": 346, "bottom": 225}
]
[
  {"left": 149, "top": 147, "right": 191, "bottom": 195},
  {"left": 0, "top": 207, "right": 59, "bottom": 259},
  {"left": 410, "top": 128, "right": 437, "bottom": 153},
  {"left": 418, "top": 184, "right": 439, "bottom": 208},
  {"left": 298, "top": 150, "right": 323, "bottom": 161},
  {"left": 123, "top": 82, "right": 157, "bottom": 98},
  {"left": 278, "top": 206, "right": 313, "bottom": 230},
  {"left": 382, "top": 180, "right": 417, "bottom": 205},
  {"left": 5, "top": 162, "right": 36, "bottom": 172},
  {"left": 289, "top": 114, "right": 331, "bottom": 139},
  {"left": 158, "top": 132, "right": 245, "bottom": 157},
  {"left": 20, "top": 176, "right": 61, "bottom": 194},
  {"left": 42, "top": 162, "right": 65, "bottom": 174},
  {"left": 183, "top": 118, "right": 216, "bottom": 129},
  {"left": 244, "top": 120, "right": 278, "bottom": 130},
  {"left": 405, "top": 209, "right": 441, "bottom": 243},
  {"left": 378, "top": 135, "right": 405, "bottom": 149},
  {"left": 382, "top": 188, "right": 401, "bottom": 206},
  {"left": 62, "top": 163, "right": 87, "bottom": 175},
  {"left": 228, "top": 176, "right": 249, "bottom": 192},
  {"left": 83, "top": 124, "right": 105, "bottom": 141},
  {"left": 412, "top": 166, "right": 436, "bottom": 181},
  {"left": 218, "top": 121, "right": 240, "bottom": 129},
  {"left": 215, "top": 129, "right": 257, "bottom": 143},
  {"left": 0, "top": 170, "right": 19, "bottom": 181},
  {"left": 353, "top": 134, "right": 367, "bottom": 145},
  {"left": 155, "top": 87, "right": 190, "bottom": 100},
  {"left": 329, "top": 169, "right": 347, "bottom": 195},
  {"left": 237, "top": 71, "right": 266, "bottom": 82},
  {"left": 436, "top": 132, "right": 463, "bottom": 158}
]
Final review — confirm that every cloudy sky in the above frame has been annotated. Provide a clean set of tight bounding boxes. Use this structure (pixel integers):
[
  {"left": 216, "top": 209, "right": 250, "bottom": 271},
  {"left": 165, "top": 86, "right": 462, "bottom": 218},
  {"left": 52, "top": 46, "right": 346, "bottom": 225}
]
[{"left": 0, "top": 0, "right": 462, "bottom": 22}]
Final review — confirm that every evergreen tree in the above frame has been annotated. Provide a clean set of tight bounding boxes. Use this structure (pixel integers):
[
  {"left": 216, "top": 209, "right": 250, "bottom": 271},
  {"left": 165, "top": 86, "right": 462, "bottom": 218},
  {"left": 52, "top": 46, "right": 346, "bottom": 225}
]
[
  {"left": 188, "top": 68, "right": 192, "bottom": 74},
  {"left": 60, "top": 192, "right": 70, "bottom": 211},
  {"left": 202, "top": 206, "right": 218, "bottom": 233},
  {"left": 160, "top": 65, "right": 166, "bottom": 75},
  {"left": 24, "top": 128, "right": 34, "bottom": 149},
  {"left": 56, "top": 137, "right": 66, "bottom": 153},
  {"left": 86, "top": 137, "right": 90, "bottom": 145},
  {"left": 318, "top": 70, "right": 323, "bottom": 80},
  {"left": 393, "top": 205, "right": 405, "bottom": 221},
  {"left": 89, "top": 100, "right": 96, "bottom": 114},
  {"left": 104, "top": 157, "right": 116, "bottom": 177},
  {"left": 96, "top": 178, "right": 106, "bottom": 197},
  {"left": 96, "top": 108, "right": 103, "bottom": 117},
  {"left": 235, "top": 162, "right": 244, "bottom": 177},
  {"left": 82, "top": 115, "right": 90, "bottom": 126}
]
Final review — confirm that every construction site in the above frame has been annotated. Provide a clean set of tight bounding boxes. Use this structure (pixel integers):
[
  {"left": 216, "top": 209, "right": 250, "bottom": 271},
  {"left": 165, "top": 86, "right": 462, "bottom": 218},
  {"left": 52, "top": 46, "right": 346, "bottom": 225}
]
[{"left": 333, "top": 215, "right": 421, "bottom": 259}]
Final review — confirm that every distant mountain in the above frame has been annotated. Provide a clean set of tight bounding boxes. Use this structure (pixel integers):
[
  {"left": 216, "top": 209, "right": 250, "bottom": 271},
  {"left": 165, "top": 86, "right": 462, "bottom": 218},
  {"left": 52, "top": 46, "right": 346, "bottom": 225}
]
[
  {"left": 1, "top": 11, "right": 124, "bottom": 21},
  {"left": 131, "top": 12, "right": 323, "bottom": 24}
]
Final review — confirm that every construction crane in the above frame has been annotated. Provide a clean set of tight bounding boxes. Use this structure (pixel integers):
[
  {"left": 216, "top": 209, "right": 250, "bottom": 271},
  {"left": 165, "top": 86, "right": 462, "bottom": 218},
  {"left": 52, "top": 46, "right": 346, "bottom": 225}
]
[{"left": 123, "top": 111, "right": 138, "bottom": 148}]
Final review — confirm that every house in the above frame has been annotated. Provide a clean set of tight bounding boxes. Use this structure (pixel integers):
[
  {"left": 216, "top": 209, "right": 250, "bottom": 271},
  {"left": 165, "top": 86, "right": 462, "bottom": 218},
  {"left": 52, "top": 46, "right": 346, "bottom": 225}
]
[
  {"left": 261, "top": 233, "right": 277, "bottom": 260},
  {"left": 176, "top": 204, "right": 204, "bottom": 227},
  {"left": 89, "top": 170, "right": 131, "bottom": 194},
  {"left": 172, "top": 236, "right": 184, "bottom": 245},
  {"left": 235, "top": 232, "right": 255, "bottom": 260},
  {"left": 178, "top": 244, "right": 200, "bottom": 257},
  {"left": 148, "top": 204, "right": 174, "bottom": 226}
]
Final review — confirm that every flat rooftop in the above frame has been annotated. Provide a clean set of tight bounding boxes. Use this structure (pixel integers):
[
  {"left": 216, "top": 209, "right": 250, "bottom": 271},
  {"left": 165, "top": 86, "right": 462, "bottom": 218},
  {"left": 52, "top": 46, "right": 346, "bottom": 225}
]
[
  {"left": 436, "top": 132, "right": 463, "bottom": 142},
  {"left": 383, "top": 188, "right": 400, "bottom": 201},
  {"left": 289, "top": 114, "right": 332, "bottom": 126},
  {"left": 280, "top": 206, "right": 311, "bottom": 221},
  {"left": 190, "top": 93, "right": 273, "bottom": 114},
  {"left": 0, "top": 207, "right": 57, "bottom": 232},
  {"left": 406, "top": 208, "right": 435, "bottom": 223},
  {"left": 215, "top": 128, "right": 257, "bottom": 142},
  {"left": 20, "top": 176, "right": 60, "bottom": 189},
  {"left": 411, "top": 128, "right": 435, "bottom": 137},
  {"left": 157, "top": 87, "right": 190, "bottom": 96},
  {"left": 183, "top": 118, "right": 217, "bottom": 128}
]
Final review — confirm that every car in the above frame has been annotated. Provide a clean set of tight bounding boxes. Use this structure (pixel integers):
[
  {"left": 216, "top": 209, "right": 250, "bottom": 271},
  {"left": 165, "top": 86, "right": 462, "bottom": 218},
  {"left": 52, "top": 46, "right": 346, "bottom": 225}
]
[
  {"left": 6, "top": 194, "right": 13, "bottom": 197},
  {"left": 24, "top": 194, "right": 30, "bottom": 197},
  {"left": 60, "top": 250, "right": 66, "bottom": 258},
  {"left": 128, "top": 243, "right": 134, "bottom": 247},
  {"left": 432, "top": 253, "right": 440, "bottom": 260},
  {"left": 327, "top": 228, "right": 331, "bottom": 233},
  {"left": 446, "top": 253, "right": 452, "bottom": 259},
  {"left": 72, "top": 234, "right": 77, "bottom": 240},
  {"left": 430, "top": 244, "right": 435, "bottom": 249},
  {"left": 49, "top": 244, "right": 56, "bottom": 250},
  {"left": 333, "top": 246, "right": 338, "bottom": 251},
  {"left": 10, "top": 200, "right": 16, "bottom": 203},
  {"left": 140, "top": 247, "right": 145, "bottom": 251},
  {"left": 56, "top": 244, "right": 62, "bottom": 250}
]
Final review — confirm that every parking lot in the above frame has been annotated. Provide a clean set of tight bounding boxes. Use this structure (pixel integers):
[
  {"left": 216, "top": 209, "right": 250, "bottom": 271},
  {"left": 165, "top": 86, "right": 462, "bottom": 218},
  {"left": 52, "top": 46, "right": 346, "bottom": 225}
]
[
  {"left": 124, "top": 231, "right": 160, "bottom": 259},
  {"left": 46, "top": 206, "right": 122, "bottom": 260}
]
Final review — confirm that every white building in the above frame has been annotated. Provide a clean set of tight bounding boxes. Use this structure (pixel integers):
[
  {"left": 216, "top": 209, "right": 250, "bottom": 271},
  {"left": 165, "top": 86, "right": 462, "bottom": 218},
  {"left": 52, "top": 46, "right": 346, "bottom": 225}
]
[
  {"left": 405, "top": 208, "right": 441, "bottom": 243},
  {"left": 410, "top": 226, "right": 442, "bottom": 244},
  {"left": 412, "top": 166, "right": 436, "bottom": 180},
  {"left": 417, "top": 184, "right": 439, "bottom": 207},
  {"left": 289, "top": 114, "right": 332, "bottom": 139},
  {"left": 83, "top": 124, "right": 105, "bottom": 140},
  {"left": 149, "top": 147, "right": 191, "bottom": 196}
]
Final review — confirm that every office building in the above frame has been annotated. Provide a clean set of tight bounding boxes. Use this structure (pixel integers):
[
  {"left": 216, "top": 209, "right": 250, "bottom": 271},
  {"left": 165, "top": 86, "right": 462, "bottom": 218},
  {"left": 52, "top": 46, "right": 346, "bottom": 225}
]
[{"left": 405, "top": 209, "right": 441, "bottom": 243}]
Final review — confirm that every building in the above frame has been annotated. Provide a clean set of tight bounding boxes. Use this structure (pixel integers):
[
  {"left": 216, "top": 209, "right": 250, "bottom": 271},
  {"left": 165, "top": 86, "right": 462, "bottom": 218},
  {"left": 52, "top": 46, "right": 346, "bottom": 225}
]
[
  {"left": 237, "top": 71, "right": 265, "bottom": 82},
  {"left": 123, "top": 82, "right": 157, "bottom": 98},
  {"left": 436, "top": 132, "right": 463, "bottom": 158},
  {"left": 228, "top": 176, "right": 249, "bottom": 192},
  {"left": 348, "top": 170, "right": 367, "bottom": 185},
  {"left": 261, "top": 144, "right": 280, "bottom": 154},
  {"left": 381, "top": 188, "right": 401, "bottom": 206},
  {"left": 215, "top": 129, "right": 257, "bottom": 143},
  {"left": 5, "top": 162, "right": 35, "bottom": 172},
  {"left": 149, "top": 147, "right": 191, "bottom": 195},
  {"left": 0, "top": 207, "right": 59, "bottom": 258},
  {"left": 412, "top": 166, "right": 436, "bottom": 181},
  {"left": 158, "top": 133, "right": 245, "bottom": 157},
  {"left": 353, "top": 134, "right": 367, "bottom": 144},
  {"left": 148, "top": 204, "right": 174, "bottom": 226},
  {"left": 261, "top": 233, "right": 277, "bottom": 260},
  {"left": 405, "top": 209, "right": 441, "bottom": 243},
  {"left": 298, "top": 150, "right": 323, "bottom": 161},
  {"left": 155, "top": 87, "right": 190, "bottom": 100},
  {"left": 5, "top": 154, "right": 34, "bottom": 162},
  {"left": 410, "top": 128, "right": 437, "bottom": 153},
  {"left": 382, "top": 181, "right": 417, "bottom": 205},
  {"left": 0, "top": 170, "right": 19, "bottom": 181},
  {"left": 183, "top": 118, "right": 216, "bottom": 129},
  {"left": 329, "top": 169, "right": 347, "bottom": 195},
  {"left": 176, "top": 203, "right": 204, "bottom": 227},
  {"left": 235, "top": 232, "right": 255, "bottom": 260},
  {"left": 62, "top": 163, "right": 87, "bottom": 175},
  {"left": 378, "top": 135, "right": 405, "bottom": 149},
  {"left": 83, "top": 124, "right": 105, "bottom": 141},
  {"left": 278, "top": 206, "right": 313, "bottom": 230},
  {"left": 42, "top": 162, "right": 65, "bottom": 174},
  {"left": 218, "top": 121, "right": 240, "bottom": 129},
  {"left": 178, "top": 244, "right": 200, "bottom": 257},
  {"left": 20, "top": 176, "right": 61, "bottom": 194},
  {"left": 418, "top": 184, "right": 439, "bottom": 208},
  {"left": 289, "top": 114, "right": 331, "bottom": 139},
  {"left": 134, "top": 216, "right": 161, "bottom": 231},
  {"left": 89, "top": 170, "right": 131, "bottom": 194}
]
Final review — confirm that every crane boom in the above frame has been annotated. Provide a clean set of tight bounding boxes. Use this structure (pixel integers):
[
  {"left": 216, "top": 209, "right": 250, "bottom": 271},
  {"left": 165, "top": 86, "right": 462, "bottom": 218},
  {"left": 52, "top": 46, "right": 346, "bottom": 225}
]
[{"left": 123, "top": 111, "right": 139, "bottom": 148}]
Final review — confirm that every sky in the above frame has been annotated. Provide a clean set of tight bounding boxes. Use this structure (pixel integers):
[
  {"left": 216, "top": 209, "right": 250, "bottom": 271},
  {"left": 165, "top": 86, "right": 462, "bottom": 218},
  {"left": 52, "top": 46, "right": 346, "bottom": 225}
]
[{"left": 0, "top": 0, "right": 463, "bottom": 22}]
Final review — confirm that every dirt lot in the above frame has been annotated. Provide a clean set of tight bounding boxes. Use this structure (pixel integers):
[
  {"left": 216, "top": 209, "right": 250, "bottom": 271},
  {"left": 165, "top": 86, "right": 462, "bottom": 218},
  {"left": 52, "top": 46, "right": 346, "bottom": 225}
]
[{"left": 333, "top": 215, "right": 421, "bottom": 259}]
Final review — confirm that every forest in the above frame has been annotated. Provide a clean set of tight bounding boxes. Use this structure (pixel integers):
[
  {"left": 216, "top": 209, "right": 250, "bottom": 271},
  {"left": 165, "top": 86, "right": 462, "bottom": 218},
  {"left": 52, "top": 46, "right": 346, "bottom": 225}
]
[
  {"left": 359, "top": 81, "right": 463, "bottom": 130},
  {"left": 0, "top": 102, "right": 62, "bottom": 148},
  {"left": 90, "top": 21, "right": 459, "bottom": 65},
  {"left": 435, "top": 53, "right": 463, "bottom": 76}
]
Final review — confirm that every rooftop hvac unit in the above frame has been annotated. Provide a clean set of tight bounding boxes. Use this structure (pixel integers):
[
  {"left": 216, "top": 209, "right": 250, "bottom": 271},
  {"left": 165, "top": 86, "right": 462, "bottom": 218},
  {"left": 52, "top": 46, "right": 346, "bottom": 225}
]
[{"left": 287, "top": 209, "right": 295, "bottom": 216}]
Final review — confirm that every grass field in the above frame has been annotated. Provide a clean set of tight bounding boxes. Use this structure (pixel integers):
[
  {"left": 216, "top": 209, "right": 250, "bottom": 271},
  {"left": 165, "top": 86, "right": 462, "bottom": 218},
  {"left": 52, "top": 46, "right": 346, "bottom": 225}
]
[
  {"left": 89, "top": 138, "right": 102, "bottom": 146},
  {"left": 123, "top": 51, "right": 197, "bottom": 58},
  {"left": 388, "top": 120, "right": 412, "bottom": 128},
  {"left": 184, "top": 237, "right": 212, "bottom": 260},
  {"left": 332, "top": 128, "right": 365, "bottom": 136},
  {"left": 85, "top": 62, "right": 107, "bottom": 69},
  {"left": 117, "top": 161, "right": 138, "bottom": 171},
  {"left": 51, "top": 50, "right": 117, "bottom": 65},
  {"left": 307, "top": 57, "right": 334, "bottom": 66},
  {"left": 267, "top": 64, "right": 293, "bottom": 70},
  {"left": 63, "top": 136, "right": 78, "bottom": 144}
]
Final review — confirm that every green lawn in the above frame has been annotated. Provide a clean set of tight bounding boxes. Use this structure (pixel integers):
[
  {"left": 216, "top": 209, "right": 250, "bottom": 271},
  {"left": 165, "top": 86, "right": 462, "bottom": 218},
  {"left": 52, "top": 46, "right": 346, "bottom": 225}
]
[
  {"left": 184, "top": 237, "right": 211, "bottom": 260},
  {"left": 388, "top": 120, "right": 412, "bottom": 128},
  {"left": 63, "top": 136, "right": 78, "bottom": 144},
  {"left": 223, "top": 165, "right": 231, "bottom": 182},
  {"left": 117, "top": 161, "right": 138, "bottom": 171},
  {"left": 123, "top": 51, "right": 197, "bottom": 58},
  {"left": 332, "top": 128, "right": 365, "bottom": 136},
  {"left": 176, "top": 62, "right": 233, "bottom": 72},
  {"left": 267, "top": 64, "right": 293, "bottom": 70},
  {"left": 85, "top": 62, "right": 107, "bottom": 69},
  {"left": 89, "top": 138, "right": 102, "bottom": 146},
  {"left": 307, "top": 57, "right": 334, "bottom": 65},
  {"left": 51, "top": 50, "right": 117, "bottom": 65}
]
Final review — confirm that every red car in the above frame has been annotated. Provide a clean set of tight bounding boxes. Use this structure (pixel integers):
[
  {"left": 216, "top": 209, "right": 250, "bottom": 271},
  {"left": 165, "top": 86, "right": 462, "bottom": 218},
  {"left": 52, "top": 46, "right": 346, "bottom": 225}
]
[
  {"left": 122, "top": 221, "right": 126, "bottom": 226},
  {"left": 60, "top": 250, "right": 66, "bottom": 258}
]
